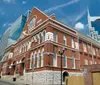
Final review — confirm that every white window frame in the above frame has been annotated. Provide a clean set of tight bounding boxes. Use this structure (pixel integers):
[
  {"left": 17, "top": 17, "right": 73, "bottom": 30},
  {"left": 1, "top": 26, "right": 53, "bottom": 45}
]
[
  {"left": 53, "top": 52, "right": 57, "bottom": 67},
  {"left": 39, "top": 32, "right": 42, "bottom": 43},
  {"left": 43, "top": 30, "right": 46, "bottom": 42},
  {"left": 72, "top": 38, "right": 74, "bottom": 48},
  {"left": 34, "top": 52, "right": 37, "bottom": 67},
  {"left": 83, "top": 43, "right": 87, "bottom": 52},
  {"left": 96, "top": 48, "right": 99, "bottom": 56},
  {"left": 53, "top": 32, "right": 58, "bottom": 42},
  {"left": 41, "top": 48, "right": 44, "bottom": 67},
  {"left": 72, "top": 56, "right": 75, "bottom": 69},
  {"left": 90, "top": 61, "right": 92, "bottom": 65},
  {"left": 63, "top": 35, "right": 67, "bottom": 45},
  {"left": 30, "top": 53, "right": 33, "bottom": 69},
  {"left": 88, "top": 45, "right": 91, "bottom": 54},
  {"left": 92, "top": 47, "right": 95, "bottom": 55},
  {"left": 37, "top": 50, "right": 40, "bottom": 67},
  {"left": 84, "top": 59, "right": 88, "bottom": 65},
  {"left": 63, "top": 54, "right": 67, "bottom": 68}
]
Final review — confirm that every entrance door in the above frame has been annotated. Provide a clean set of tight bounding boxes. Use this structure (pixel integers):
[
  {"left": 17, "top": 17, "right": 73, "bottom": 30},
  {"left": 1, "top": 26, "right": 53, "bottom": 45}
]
[
  {"left": 92, "top": 72, "right": 100, "bottom": 85},
  {"left": 22, "top": 63, "right": 25, "bottom": 75},
  {"left": 21, "top": 58, "right": 25, "bottom": 75}
]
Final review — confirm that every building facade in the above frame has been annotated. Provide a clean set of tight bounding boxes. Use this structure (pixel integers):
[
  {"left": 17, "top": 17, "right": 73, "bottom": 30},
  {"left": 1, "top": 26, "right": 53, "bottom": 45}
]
[{"left": 0, "top": 7, "right": 100, "bottom": 85}]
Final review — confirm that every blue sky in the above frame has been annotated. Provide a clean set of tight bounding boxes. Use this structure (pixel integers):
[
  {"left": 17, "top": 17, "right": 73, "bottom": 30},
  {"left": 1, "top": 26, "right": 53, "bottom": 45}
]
[{"left": 0, "top": 0, "right": 100, "bottom": 37}]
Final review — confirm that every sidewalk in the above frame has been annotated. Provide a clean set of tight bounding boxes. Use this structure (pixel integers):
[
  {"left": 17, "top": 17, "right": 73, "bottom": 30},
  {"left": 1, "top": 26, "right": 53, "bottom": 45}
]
[
  {"left": 0, "top": 76, "right": 42, "bottom": 85},
  {"left": 0, "top": 77, "right": 26, "bottom": 85}
]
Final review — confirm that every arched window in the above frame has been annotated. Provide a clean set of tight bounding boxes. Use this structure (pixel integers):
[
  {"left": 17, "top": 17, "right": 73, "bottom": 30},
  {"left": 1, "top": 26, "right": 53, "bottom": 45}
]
[
  {"left": 29, "top": 17, "right": 36, "bottom": 27},
  {"left": 37, "top": 50, "right": 41, "bottom": 67},
  {"left": 43, "top": 30, "right": 46, "bottom": 42},
  {"left": 72, "top": 38, "right": 74, "bottom": 48},
  {"left": 64, "top": 54, "right": 67, "bottom": 68},
  {"left": 41, "top": 48, "right": 44, "bottom": 67},
  {"left": 53, "top": 31, "right": 57, "bottom": 42},
  {"left": 72, "top": 56, "right": 75, "bottom": 69},
  {"left": 30, "top": 53, "right": 33, "bottom": 69},
  {"left": 34, "top": 52, "right": 37, "bottom": 67},
  {"left": 63, "top": 35, "right": 67, "bottom": 45},
  {"left": 40, "top": 33, "right": 42, "bottom": 43},
  {"left": 53, "top": 52, "right": 57, "bottom": 67}
]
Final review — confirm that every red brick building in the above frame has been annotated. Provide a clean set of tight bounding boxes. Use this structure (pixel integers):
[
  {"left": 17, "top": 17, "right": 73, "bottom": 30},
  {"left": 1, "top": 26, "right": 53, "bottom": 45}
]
[{"left": 0, "top": 7, "right": 100, "bottom": 85}]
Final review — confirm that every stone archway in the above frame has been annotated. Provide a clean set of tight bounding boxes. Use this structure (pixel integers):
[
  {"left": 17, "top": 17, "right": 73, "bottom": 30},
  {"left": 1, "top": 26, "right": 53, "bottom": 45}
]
[
  {"left": 63, "top": 71, "right": 69, "bottom": 82},
  {"left": 20, "top": 58, "right": 26, "bottom": 75},
  {"left": 12, "top": 61, "right": 16, "bottom": 75}
]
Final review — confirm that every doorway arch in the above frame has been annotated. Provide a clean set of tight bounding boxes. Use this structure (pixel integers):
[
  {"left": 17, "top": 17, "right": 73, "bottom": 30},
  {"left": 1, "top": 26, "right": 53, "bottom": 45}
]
[
  {"left": 63, "top": 71, "right": 69, "bottom": 82},
  {"left": 12, "top": 61, "right": 16, "bottom": 75},
  {"left": 21, "top": 58, "right": 26, "bottom": 75}
]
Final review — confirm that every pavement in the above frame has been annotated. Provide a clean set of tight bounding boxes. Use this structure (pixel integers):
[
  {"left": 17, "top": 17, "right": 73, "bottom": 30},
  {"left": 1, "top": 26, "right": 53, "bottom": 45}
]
[
  {"left": 0, "top": 77, "right": 26, "bottom": 85},
  {"left": 0, "top": 76, "right": 43, "bottom": 85},
  {"left": 0, "top": 80, "right": 19, "bottom": 85}
]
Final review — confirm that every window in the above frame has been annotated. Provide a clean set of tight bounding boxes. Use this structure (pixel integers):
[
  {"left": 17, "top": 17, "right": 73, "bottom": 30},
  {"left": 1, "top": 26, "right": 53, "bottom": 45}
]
[
  {"left": 33, "top": 36, "right": 37, "bottom": 42},
  {"left": 84, "top": 59, "right": 88, "bottom": 65},
  {"left": 27, "top": 41, "right": 31, "bottom": 50},
  {"left": 63, "top": 55, "right": 67, "bottom": 67},
  {"left": 92, "top": 47, "right": 95, "bottom": 55},
  {"left": 53, "top": 52, "right": 57, "bottom": 67},
  {"left": 9, "top": 52, "right": 13, "bottom": 58},
  {"left": 43, "top": 31, "right": 46, "bottom": 42},
  {"left": 88, "top": 45, "right": 91, "bottom": 54},
  {"left": 34, "top": 52, "right": 37, "bottom": 67},
  {"left": 83, "top": 43, "right": 87, "bottom": 52},
  {"left": 37, "top": 34, "right": 40, "bottom": 44},
  {"left": 90, "top": 61, "right": 92, "bottom": 65},
  {"left": 53, "top": 32, "right": 57, "bottom": 42},
  {"left": 30, "top": 53, "right": 33, "bottom": 69},
  {"left": 75, "top": 42, "right": 79, "bottom": 49},
  {"left": 40, "top": 33, "right": 42, "bottom": 43},
  {"left": 29, "top": 17, "right": 36, "bottom": 27},
  {"left": 41, "top": 49, "right": 44, "bottom": 67},
  {"left": 63, "top": 35, "right": 67, "bottom": 45},
  {"left": 37, "top": 51, "right": 41, "bottom": 67},
  {"left": 72, "top": 56, "right": 75, "bottom": 69},
  {"left": 96, "top": 48, "right": 99, "bottom": 56},
  {"left": 72, "top": 38, "right": 74, "bottom": 48}
]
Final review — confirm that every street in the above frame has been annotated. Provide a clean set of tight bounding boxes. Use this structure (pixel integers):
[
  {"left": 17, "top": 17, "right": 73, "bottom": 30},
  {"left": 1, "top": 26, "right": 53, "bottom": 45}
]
[{"left": 0, "top": 80, "right": 20, "bottom": 85}]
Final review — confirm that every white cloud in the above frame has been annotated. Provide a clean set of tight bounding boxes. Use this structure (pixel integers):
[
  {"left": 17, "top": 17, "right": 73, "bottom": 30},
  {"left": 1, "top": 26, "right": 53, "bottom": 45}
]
[
  {"left": 2, "top": 22, "right": 12, "bottom": 27},
  {"left": 22, "top": 1, "right": 27, "bottom": 4},
  {"left": 3, "top": 23, "right": 7, "bottom": 27},
  {"left": 75, "top": 22, "right": 84, "bottom": 30},
  {"left": 3, "top": 0, "right": 16, "bottom": 4},
  {"left": 44, "top": 0, "right": 80, "bottom": 13}
]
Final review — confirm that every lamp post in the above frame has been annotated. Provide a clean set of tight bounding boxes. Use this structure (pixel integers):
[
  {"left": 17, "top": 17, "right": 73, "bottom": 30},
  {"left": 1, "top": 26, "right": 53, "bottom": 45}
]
[{"left": 59, "top": 48, "right": 65, "bottom": 85}]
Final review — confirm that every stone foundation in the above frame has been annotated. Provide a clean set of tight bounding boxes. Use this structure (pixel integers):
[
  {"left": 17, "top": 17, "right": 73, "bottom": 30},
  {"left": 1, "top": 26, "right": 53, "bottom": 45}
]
[{"left": 24, "top": 70, "right": 83, "bottom": 85}]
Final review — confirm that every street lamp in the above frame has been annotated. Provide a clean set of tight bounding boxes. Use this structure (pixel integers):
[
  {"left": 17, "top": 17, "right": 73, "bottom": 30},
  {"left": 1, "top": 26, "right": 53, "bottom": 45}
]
[{"left": 59, "top": 47, "right": 65, "bottom": 85}]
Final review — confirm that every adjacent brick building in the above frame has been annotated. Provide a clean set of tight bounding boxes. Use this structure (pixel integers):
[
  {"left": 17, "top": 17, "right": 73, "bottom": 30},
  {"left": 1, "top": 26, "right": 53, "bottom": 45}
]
[{"left": 0, "top": 7, "right": 100, "bottom": 85}]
